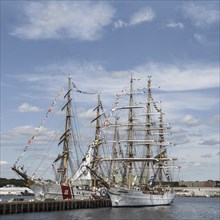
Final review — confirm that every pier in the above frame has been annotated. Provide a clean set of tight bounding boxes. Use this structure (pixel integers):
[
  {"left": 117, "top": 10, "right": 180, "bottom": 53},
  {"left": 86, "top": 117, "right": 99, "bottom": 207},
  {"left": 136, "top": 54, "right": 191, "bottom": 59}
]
[{"left": 0, "top": 199, "right": 112, "bottom": 215}]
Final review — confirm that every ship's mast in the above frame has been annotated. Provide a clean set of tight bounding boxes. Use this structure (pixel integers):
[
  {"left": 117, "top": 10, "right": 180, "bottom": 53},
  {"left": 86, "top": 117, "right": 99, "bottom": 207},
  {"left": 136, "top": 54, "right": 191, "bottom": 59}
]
[
  {"left": 58, "top": 75, "right": 71, "bottom": 183},
  {"left": 91, "top": 94, "right": 102, "bottom": 187},
  {"left": 146, "top": 77, "right": 152, "bottom": 187},
  {"left": 128, "top": 77, "right": 134, "bottom": 189},
  {"left": 158, "top": 112, "right": 165, "bottom": 187},
  {"left": 112, "top": 116, "right": 118, "bottom": 184}
]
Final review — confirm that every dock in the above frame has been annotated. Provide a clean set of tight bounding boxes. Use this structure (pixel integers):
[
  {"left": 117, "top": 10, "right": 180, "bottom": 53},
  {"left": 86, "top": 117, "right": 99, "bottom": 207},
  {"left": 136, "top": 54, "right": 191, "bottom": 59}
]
[{"left": 0, "top": 199, "right": 112, "bottom": 215}]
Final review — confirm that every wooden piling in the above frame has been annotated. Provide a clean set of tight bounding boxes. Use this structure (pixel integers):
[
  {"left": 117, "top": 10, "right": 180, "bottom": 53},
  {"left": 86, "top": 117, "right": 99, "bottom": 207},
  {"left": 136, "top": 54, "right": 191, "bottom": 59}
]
[{"left": 0, "top": 199, "right": 112, "bottom": 215}]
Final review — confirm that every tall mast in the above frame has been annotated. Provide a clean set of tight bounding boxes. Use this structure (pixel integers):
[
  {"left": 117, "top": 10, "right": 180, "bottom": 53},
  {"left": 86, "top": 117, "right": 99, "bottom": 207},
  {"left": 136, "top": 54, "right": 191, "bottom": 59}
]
[
  {"left": 128, "top": 76, "right": 134, "bottom": 189},
  {"left": 112, "top": 116, "right": 118, "bottom": 184},
  {"left": 91, "top": 94, "right": 101, "bottom": 187},
  {"left": 146, "top": 77, "right": 152, "bottom": 187},
  {"left": 58, "top": 75, "right": 71, "bottom": 183},
  {"left": 158, "top": 111, "right": 164, "bottom": 187}
]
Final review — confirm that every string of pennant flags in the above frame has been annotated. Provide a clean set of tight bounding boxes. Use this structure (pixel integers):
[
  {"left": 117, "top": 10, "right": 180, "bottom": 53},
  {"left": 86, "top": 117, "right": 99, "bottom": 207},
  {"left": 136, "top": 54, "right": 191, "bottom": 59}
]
[
  {"left": 147, "top": 79, "right": 162, "bottom": 113},
  {"left": 151, "top": 97, "right": 162, "bottom": 113},
  {"left": 111, "top": 87, "right": 127, "bottom": 111},
  {"left": 72, "top": 82, "right": 97, "bottom": 95},
  {"left": 100, "top": 87, "right": 128, "bottom": 129},
  {"left": 14, "top": 77, "right": 163, "bottom": 166},
  {"left": 14, "top": 89, "right": 63, "bottom": 166}
]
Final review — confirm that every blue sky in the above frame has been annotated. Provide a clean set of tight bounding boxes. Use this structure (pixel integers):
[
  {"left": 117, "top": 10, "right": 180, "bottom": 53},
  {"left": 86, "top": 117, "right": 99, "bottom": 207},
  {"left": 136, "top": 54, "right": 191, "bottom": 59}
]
[{"left": 1, "top": 1, "right": 219, "bottom": 181}]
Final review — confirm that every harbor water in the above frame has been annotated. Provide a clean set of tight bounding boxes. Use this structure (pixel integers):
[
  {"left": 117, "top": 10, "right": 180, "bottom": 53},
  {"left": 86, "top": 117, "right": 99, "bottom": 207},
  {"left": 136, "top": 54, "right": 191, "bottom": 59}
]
[{"left": 0, "top": 197, "right": 219, "bottom": 220}]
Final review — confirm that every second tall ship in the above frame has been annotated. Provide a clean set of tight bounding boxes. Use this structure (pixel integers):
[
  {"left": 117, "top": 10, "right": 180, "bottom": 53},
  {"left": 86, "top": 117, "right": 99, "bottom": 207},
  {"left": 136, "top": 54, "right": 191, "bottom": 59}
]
[{"left": 96, "top": 76, "right": 177, "bottom": 207}]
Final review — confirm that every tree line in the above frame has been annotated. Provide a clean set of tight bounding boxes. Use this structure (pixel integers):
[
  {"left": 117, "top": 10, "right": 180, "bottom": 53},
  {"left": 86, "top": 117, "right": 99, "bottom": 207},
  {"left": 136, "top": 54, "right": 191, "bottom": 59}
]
[{"left": 0, "top": 178, "right": 26, "bottom": 187}]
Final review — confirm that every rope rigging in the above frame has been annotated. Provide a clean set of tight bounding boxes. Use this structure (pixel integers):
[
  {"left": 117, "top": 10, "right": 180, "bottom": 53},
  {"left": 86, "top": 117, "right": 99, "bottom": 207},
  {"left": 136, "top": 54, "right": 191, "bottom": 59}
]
[
  {"left": 14, "top": 89, "right": 63, "bottom": 167},
  {"left": 14, "top": 78, "right": 99, "bottom": 179}
]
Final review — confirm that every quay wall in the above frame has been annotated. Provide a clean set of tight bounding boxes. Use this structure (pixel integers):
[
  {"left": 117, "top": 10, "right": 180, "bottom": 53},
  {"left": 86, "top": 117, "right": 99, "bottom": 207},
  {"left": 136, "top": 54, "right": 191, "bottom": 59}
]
[
  {"left": 0, "top": 199, "right": 112, "bottom": 215},
  {"left": 174, "top": 187, "right": 220, "bottom": 197}
]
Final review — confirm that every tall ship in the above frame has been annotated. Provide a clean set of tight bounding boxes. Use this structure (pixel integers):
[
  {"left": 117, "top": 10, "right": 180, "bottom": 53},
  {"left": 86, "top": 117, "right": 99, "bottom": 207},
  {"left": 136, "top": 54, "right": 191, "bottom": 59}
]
[
  {"left": 12, "top": 75, "right": 106, "bottom": 200},
  {"left": 96, "top": 76, "right": 177, "bottom": 207}
]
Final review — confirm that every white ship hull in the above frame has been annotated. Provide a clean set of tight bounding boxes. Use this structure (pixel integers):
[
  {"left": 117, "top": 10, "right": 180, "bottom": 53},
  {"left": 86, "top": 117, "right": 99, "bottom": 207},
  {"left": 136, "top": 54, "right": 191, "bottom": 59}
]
[
  {"left": 30, "top": 181, "right": 100, "bottom": 200},
  {"left": 30, "top": 181, "right": 62, "bottom": 200},
  {"left": 109, "top": 188, "right": 175, "bottom": 207}
]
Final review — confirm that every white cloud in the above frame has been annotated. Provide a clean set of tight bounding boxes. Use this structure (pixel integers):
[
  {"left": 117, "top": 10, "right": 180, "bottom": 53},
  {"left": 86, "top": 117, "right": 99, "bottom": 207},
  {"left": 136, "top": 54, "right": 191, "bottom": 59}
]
[
  {"left": 3, "top": 125, "right": 51, "bottom": 138},
  {"left": 133, "top": 62, "right": 219, "bottom": 91},
  {"left": 182, "top": 2, "right": 219, "bottom": 28},
  {"left": 78, "top": 108, "right": 96, "bottom": 120},
  {"left": 113, "top": 7, "right": 155, "bottom": 30},
  {"left": 10, "top": 1, "right": 115, "bottom": 40},
  {"left": 1, "top": 125, "right": 60, "bottom": 147},
  {"left": 0, "top": 161, "right": 9, "bottom": 165},
  {"left": 129, "top": 7, "right": 155, "bottom": 26},
  {"left": 113, "top": 19, "right": 127, "bottom": 29},
  {"left": 199, "top": 138, "right": 220, "bottom": 146},
  {"left": 18, "top": 103, "right": 42, "bottom": 112},
  {"left": 21, "top": 61, "right": 219, "bottom": 95},
  {"left": 166, "top": 21, "right": 184, "bottom": 29},
  {"left": 11, "top": 61, "right": 219, "bottom": 116},
  {"left": 7, "top": 125, "right": 35, "bottom": 137},
  {"left": 181, "top": 114, "right": 200, "bottom": 127}
]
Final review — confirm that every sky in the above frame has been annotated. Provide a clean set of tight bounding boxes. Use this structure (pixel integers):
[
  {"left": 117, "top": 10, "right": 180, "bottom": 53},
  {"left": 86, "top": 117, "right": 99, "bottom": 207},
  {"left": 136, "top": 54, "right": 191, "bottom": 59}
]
[{"left": 0, "top": 1, "right": 219, "bottom": 181}]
